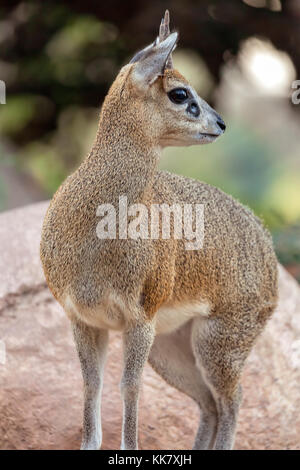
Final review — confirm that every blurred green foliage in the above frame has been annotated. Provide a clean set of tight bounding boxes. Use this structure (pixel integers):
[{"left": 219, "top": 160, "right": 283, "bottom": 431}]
[{"left": 0, "top": 2, "right": 124, "bottom": 192}]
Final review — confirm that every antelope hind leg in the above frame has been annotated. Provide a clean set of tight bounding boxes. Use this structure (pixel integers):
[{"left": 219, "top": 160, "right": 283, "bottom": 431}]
[
  {"left": 191, "top": 316, "right": 248, "bottom": 450},
  {"left": 148, "top": 321, "right": 218, "bottom": 450}
]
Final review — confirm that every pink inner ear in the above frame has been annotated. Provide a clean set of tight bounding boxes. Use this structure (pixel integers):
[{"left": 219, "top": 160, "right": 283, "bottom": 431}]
[{"left": 130, "top": 32, "right": 178, "bottom": 87}]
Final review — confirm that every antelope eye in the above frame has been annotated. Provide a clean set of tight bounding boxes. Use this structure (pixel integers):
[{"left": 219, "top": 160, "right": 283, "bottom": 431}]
[{"left": 168, "top": 88, "right": 188, "bottom": 104}]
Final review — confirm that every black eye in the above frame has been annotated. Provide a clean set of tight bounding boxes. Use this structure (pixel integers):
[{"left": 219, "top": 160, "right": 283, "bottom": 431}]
[{"left": 168, "top": 88, "right": 188, "bottom": 104}]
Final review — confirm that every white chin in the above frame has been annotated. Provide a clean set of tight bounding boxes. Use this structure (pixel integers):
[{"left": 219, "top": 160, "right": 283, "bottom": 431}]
[
  {"left": 196, "top": 133, "right": 219, "bottom": 144},
  {"left": 160, "top": 134, "right": 220, "bottom": 147}
]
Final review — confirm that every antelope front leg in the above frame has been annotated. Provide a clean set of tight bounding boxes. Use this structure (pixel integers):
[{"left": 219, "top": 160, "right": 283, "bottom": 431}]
[
  {"left": 72, "top": 320, "right": 108, "bottom": 450},
  {"left": 120, "top": 320, "right": 155, "bottom": 450}
]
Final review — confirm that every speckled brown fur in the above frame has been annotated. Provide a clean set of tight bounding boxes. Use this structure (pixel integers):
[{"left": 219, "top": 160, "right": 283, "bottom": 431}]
[
  {"left": 40, "top": 77, "right": 277, "bottom": 321},
  {"left": 40, "top": 13, "right": 278, "bottom": 450}
]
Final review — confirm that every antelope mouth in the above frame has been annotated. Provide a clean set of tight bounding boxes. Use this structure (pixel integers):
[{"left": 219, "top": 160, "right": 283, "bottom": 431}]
[
  {"left": 197, "top": 132, "right": 221, "bottom": 143},
  {"left": 199, "top": 132, "right": 220, "bottom": 138}
]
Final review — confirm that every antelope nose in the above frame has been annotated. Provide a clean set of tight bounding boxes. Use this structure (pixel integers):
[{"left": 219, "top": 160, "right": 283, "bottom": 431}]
[{"left": 216, "top": 118, "right": 226, "bottom": 132}]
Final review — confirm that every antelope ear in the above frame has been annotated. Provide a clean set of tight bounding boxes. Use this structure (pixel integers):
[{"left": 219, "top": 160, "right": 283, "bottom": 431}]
[{"left": 131, "top": 32, "right": 178, "bottom": 86}]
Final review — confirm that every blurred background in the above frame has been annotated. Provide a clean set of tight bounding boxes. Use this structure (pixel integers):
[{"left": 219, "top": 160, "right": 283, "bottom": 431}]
[{"left": 0, "top": 0, "right": 299, "bottom": 280}]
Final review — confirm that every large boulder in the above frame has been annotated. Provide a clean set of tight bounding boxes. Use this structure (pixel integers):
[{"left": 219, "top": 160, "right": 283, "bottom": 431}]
[{"left": 0, "top": 202, "right": 299, "bottom": 450}]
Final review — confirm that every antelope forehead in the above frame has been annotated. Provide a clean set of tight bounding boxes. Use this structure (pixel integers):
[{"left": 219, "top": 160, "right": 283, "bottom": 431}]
[
  {"left": 163, "top": 69, "right": 190, "bottom": 90},
  {"left": 164, "top": 68, "right": 189, "bottom": 83}
]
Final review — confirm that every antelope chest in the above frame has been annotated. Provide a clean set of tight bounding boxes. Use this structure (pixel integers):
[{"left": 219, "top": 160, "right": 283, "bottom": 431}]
[{"left": 63, "top": 291, "right": 127, "bottom": 330}]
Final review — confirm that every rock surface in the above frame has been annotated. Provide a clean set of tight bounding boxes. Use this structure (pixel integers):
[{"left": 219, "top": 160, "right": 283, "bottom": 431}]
[{"left": 0, "top": 201, "right": 299, "bottom": 450}]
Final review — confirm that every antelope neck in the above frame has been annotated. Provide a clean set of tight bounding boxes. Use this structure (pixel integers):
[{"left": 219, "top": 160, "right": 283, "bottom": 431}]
[{"left": 87, "top": 108, "right": 160, "bottom": 205}]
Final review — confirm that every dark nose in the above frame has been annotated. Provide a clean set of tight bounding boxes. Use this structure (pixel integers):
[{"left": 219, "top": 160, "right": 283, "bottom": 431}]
[{"left": 217, "top": 118, "right": 226, "bottom": 132}]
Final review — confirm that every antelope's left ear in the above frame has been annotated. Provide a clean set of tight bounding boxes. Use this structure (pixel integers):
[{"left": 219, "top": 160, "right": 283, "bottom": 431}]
[{"left": 130, "top": 32, "right": 178, "bottom": 86}]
